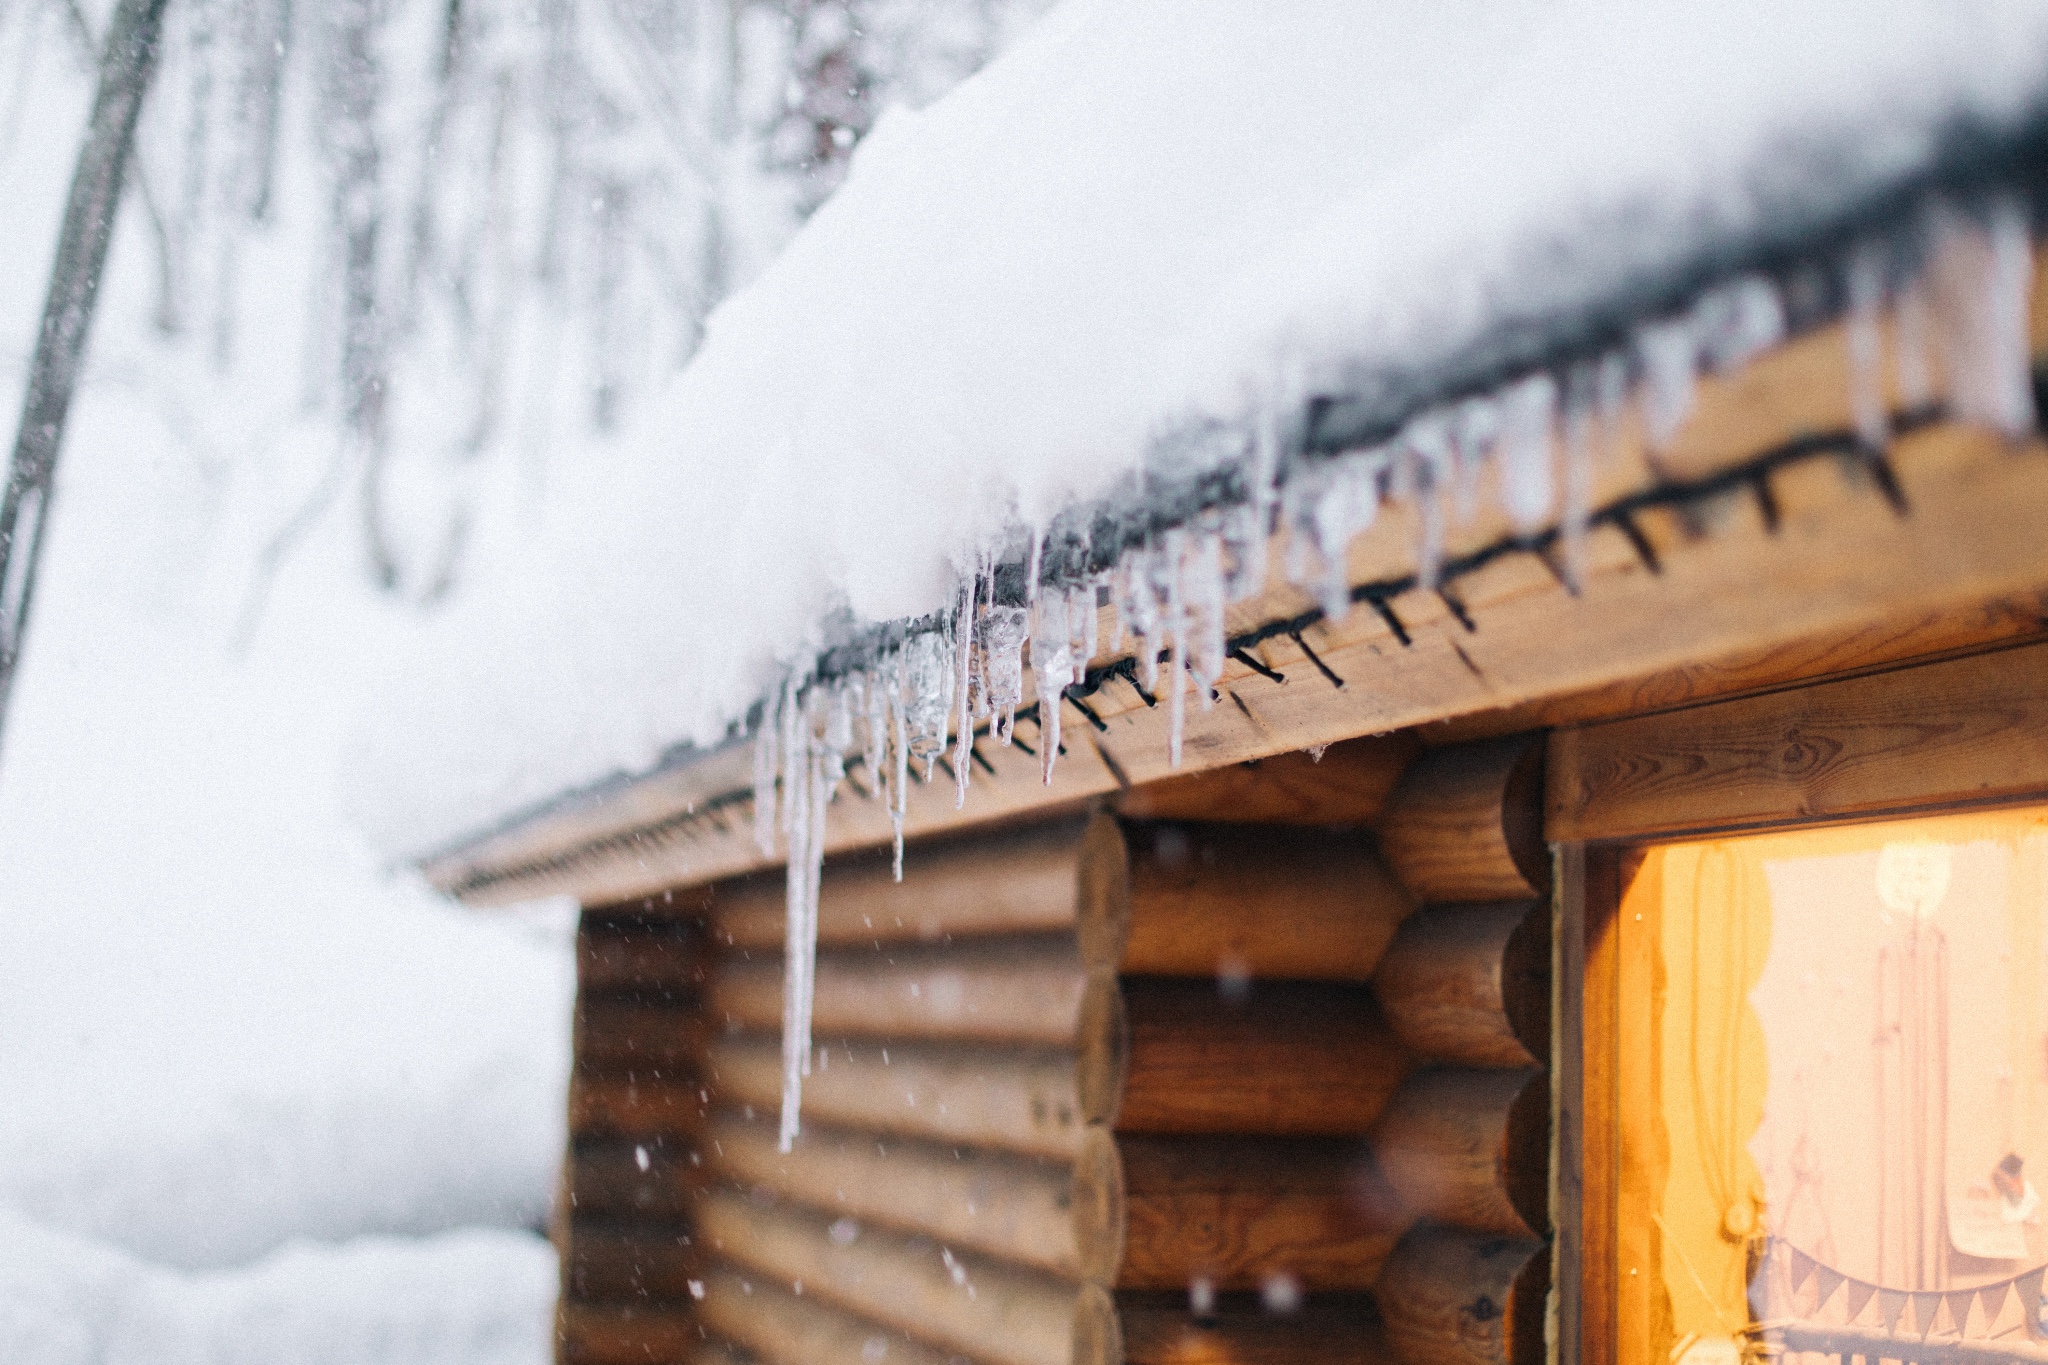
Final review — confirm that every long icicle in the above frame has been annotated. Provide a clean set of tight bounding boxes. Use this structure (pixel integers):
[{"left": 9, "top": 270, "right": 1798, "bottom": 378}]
[
  {"left": 777, "top": 676, "right": 810, "bottom": 1152},
  {"left": 952, "top": 569, "right": 977, "bottom": 808}
]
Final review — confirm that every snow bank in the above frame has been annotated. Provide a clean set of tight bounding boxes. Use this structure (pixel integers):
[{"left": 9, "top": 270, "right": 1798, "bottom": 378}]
[
  {"left": 350, "top": 0, "right": 2048, "bottom": 859},
  {"left": 0, "top": 1209, "right": 554, "bottom": 1365},
  {"left": 0, "top": 17, "right": 574, "bottom": 1276}
]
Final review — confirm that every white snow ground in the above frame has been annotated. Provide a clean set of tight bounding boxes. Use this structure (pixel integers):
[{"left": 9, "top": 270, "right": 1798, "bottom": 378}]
[{"left": 0, "top": 7, "right": 572, "bottom": 1360}]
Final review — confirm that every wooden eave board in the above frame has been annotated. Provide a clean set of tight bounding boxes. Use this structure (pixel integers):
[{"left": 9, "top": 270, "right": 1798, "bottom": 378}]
[{"left": 425, "top": 248, "right": 2048, "bottom": 907}]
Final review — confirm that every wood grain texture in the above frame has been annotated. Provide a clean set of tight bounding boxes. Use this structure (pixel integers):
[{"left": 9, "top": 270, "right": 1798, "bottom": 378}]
[
  {"left": 556, "top": 1301, "right": 703, "bottom": 1365},
  {"left": 1368, "top": 1068, "right": 1549, "bottom": 1240},
  {"left": 579, "top": 914, "right": 708, "bottom": 1003},
  {"left": 1108, "top": 979, "right": 1413, "bottom": 1136},
  {"left": 1112, "top": 734, "right": 1421, "bottom": 826},
  {"left": 568, "top": 1137, "right": 703, "bottom": 1221},
  {"left": 1371, "top": 903, "right": 1549, "bottom": 1069},
  {"left": 1370, "top": 1226, "right": 1546, "bottom": 1365},
  {"left": 1115, "top": 1135, "right": 1410, "bottom": 1291},
  {"left": 705, "top": 1110, "right": 1090, "bottom": 1279},
  {"left": 561, "top": 1216, "right": 700, "bottom": 1303},
  {"left": 1079, "top": 816, "right": 1414, "bottom": 981},
  {"left": 576, "top": 1000, "right": 710, "bottom": 1073},
  {"left": 696, "top": 1266, "right": 966, "bottom": 1365},
  {"left": 570, "top": 1074, "right": 710, "bottom": 1141},
  {"left": 712, "top": 815, "right": 1092, "bottom": 950},
  {"left": 708, "top": 1036, "right": 1088, "bottom": 1161},
  {"left": 1547, "top": 640, "right": 2048, "bottom": 842},
  {"left": 442, "top": 420, "right": 2048, "bottom": 909},
  {"left": 1427, "top": 589, "right": 2048, "bottom": 746},
  {"left": 697, "top": 1190, "right": 1115, "bottom": 1365},
  {"left": 1117, "top": 1292, "right": 1396, "bottom": 1365},
  {"left": 1377, "top": 736, "right": 1549, "bottom": 904},
  {"left": 708, "top": 937, "right": 1088, "bottom": 1047}
]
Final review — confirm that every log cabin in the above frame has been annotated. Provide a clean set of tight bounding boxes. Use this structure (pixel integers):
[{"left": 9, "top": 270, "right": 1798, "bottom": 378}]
[{"left": 398, "top": 11, "right": 2048, "bottom": 1365}]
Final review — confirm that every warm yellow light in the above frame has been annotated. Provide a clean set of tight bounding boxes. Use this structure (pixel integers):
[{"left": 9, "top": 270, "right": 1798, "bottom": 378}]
[{"left": 1875, "top": 840, "right": 1952, "bottom": 921}]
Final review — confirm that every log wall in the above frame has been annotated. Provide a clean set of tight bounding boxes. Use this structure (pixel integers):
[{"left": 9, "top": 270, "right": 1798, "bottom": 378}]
[{"left": 557, "top": 730, "right": 1552, "bottom": 1365}]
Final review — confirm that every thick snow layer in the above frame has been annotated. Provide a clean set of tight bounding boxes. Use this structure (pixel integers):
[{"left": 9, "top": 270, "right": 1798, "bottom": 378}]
[
  {"left": 0, "top": 2, "right": 570, "bottom": 1324},
  {"left": 351, "top": 0, "right": 2048, "bottom": 859},
  {"left": 0, "top": 1210, "right": 555, "bottom": 1365}
]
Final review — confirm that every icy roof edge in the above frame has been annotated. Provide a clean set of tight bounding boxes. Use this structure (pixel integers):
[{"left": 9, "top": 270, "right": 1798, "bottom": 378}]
[{"left": 416, "top": 121, "right": 2048, "bottom": 901}]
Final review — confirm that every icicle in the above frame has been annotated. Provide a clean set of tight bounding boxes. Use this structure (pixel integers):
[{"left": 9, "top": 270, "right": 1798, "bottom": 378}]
[
  {"left": 889, "top": 653, "right": 910, "bottom": 879},
  {"left": 752, "top": 684, "right": 780, "bottom": 856},
  {"left": 1929, "top": 196, "right": 2036, "bottom": 439},
  {"left": 903, "top": 629, "right": 953, "bottom": 781},
  {"left": 1694, "top": 274, "right": 1786, "bottom": 373},
  {"left": 1497, "top": 373, "right": 1559, "bottom": 532},
  {"left": 952, "top": 572, "right": 978, "bottom": 808},
  {"left": 861, "top": 670, "right": 887, "bottom": 805},
  {"left": 1122, "top": 546, "right": 1165, "bottom": 691},
  {"left": 1220, "top": 500, "right": 1267, "bottom": 603},
  {"left": 1404, "top": 414, "right": 1454, "bottom": 589},
  {"left": 1297, "top": 447, "right": 1387, "bottom": 622},
  {"left": 1106, "top": 559, "right": 1129, "bottom": 655},
  {"left": 1030, "top": 592, "right": 1072, "bottom": 785},
  {"left": 1449, "top": 396, "right": 1498, "bottom": 524},
  {"left": 1894, "top": 281, "right": 1934, "bottom": 411},
  {"left": 1067, "top": 582, "right": 1097, "bottom": 684},
  {"left": 1161, "top": 530, "right": 1189, "bottom": 768},
  {"left": 778, "top": 679, "right": 813, "bottom": 1153},
  {"left": 1184, "top": 525, "right": 1225, "bottom": 710},
  {"left": 1847, "top": 244, "right": 1890, "bottom": 452},
  {"left": 1635, "top": 315, "right": 1699, "bottom": 451},
  {"left": 1559, "top": 371, "right": 1595, "bottom": 592},
  {"left": 1024, "top": 528, "right": 1043, "bottom": 603},
  {"left": 982, "top": 604, "right": 1029, "bottom": 743}
]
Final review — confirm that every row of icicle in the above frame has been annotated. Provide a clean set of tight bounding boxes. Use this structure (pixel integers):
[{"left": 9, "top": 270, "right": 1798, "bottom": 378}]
[{"left": 755, "top": 194, "right": 2039, "bottom": 1149}]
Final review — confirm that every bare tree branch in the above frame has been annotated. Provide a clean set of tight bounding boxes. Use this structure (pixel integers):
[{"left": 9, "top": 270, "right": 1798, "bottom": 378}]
[{"left": 0, "top": 0, "right": 172, "bottom": 761}]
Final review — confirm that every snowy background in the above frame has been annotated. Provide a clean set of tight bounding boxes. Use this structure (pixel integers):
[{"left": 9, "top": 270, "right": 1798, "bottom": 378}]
[{"left": 0, "top": 0, "right": 1038, "bottom": 1358}]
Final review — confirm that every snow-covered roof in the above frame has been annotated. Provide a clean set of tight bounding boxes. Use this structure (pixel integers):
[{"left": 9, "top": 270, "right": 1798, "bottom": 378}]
[{"left": 355, "top": 0, "right": 2048, "bottom": 867}]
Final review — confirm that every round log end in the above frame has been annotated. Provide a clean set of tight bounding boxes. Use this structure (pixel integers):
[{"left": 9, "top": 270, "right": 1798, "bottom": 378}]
[
  {"left": 1078, "top": 813, "right": 1133, "bottom": 973},
  {"left": 1372, "top": 1225, "right": 1545, "bottom": 1365},
  {"left": 1370, "top": 1068, "right": 1549, "bottom": 1239},
  {"left": 1372, "top": 903, "right": 1549, "bottom": 1070},
  {"left": 1376, "top": 736, "right": 1550, "bottom": 905},
  {"left": 1072, "top": 1124, "right": 1128, "bottom": 1284},
  {"left": 1077, "top": 975, "right": 1129, "bottom": 1128},
  {"left": 1072, "top": 1282, "right": 1123, "bottom": 1365}
]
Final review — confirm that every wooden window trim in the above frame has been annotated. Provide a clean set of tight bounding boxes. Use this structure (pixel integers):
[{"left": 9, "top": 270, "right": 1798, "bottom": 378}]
[{"left": 1548, "top": 640, "right": 2048, "bottom": 1364}]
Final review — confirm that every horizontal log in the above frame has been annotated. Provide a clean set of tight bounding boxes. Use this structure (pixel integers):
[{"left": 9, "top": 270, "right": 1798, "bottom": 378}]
[
  {"left": 1548, "top": 640, "right": 2048, "bottom": 842},
  {"left": 1370, "top": 1227, "right": 1545, "bottom": 1365},
  {"left": 709, "top": 1036, "right": 1089, "bottom": 1161},
  {"left": 698, "top": 1189, "right": 1118, "bottom": 1365},
  {"left": 1112, "top": 734, "right": 1420, "bottom": 825},
  {"left": 1375, "top": 736, "right": 1548, "bottom": 903},
  {"left": 577, "top": 1000, "right": 711, "bottom": 1073},
  {"left": 556, "top": 1300, "right": 702, "bottom": 1365},
  {"left": 1371, "top": 903, "right": 1549, "bottom": 1069},
  {"left": 571, "top": 1074, "right": 710, "bottom": 1141},
  {"left": 697, "top": 1265, "right": 965, "bottom": 1365},
  {"left": 706, "top": 1110, "right": 1096, "bottom": 1279},
  {"left": 568, "top": 1137, "right": 703, "bottom": 1220},
  {"left": 1078, "top": 816, "right": 1414, "bottom": 980},
  {"left": 710, "top": 938, "right": 1088, "bottom": 1047},
  {"left": 1104, "top": 979, "right": 1413, "bottom": 1136},
  {"left": 580, "top": 914, "right": 707, "bottom": 1002},
  {"left": 1116, "top": 1135, "right": 1410, "bottom": 1291},
  {"left": 1762, "top": 1320, "right": 2048, "bottom": 1365},
  {"left": 713, "top": 815, "right": 1092, "bottom": 950},
  {"left": 561, "top": 1215, "right": 700, "bottom": 1303},
  {"left": 1369, "top": 1068, "right": 1548, "bottom": 1239},
  {"left": 1117, "top": 1292, "right": 1395, "bottom": 1365}
]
